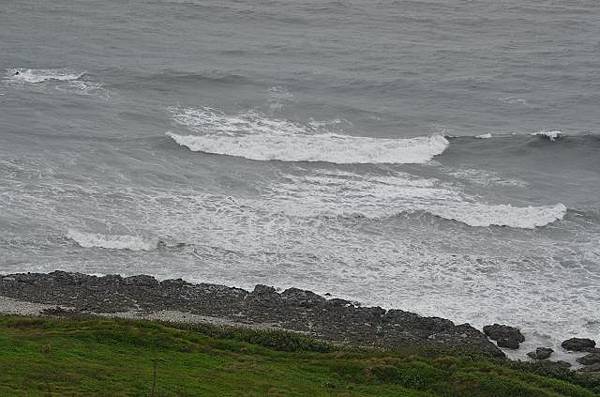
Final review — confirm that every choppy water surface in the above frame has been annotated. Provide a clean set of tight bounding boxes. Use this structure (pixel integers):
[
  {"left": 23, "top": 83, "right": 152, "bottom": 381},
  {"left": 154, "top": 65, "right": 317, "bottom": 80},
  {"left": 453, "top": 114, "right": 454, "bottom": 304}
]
[{"left": 1, "top": 0, "right": 599, "bottom": 357}]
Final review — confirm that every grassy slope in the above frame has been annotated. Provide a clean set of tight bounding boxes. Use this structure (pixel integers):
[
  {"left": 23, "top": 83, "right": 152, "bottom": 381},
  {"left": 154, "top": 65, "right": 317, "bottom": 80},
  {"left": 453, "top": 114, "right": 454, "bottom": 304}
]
[{"left": 0, "top": 315, "right": 597, "bottom": 397}]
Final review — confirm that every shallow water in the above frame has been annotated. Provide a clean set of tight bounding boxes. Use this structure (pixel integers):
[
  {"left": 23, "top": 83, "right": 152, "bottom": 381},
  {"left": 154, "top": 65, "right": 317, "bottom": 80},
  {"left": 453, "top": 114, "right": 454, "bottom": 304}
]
[{"left": 1, "top": 0, "right": 599, "bottom": 359}]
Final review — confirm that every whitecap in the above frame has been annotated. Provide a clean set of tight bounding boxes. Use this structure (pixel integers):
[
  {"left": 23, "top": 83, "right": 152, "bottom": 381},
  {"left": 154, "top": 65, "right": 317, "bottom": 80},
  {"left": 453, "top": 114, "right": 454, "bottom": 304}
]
[
  {"left": 427, "top": 203, "right": 567, "bottom": 228},
  {"left": 66, "top": 229, "right": 157, "bottom": 251},
  {"left": 167, "top": 131, "right": 448, "bottom": 164},
  {"left": 265, "top": 170, "right": 566, "bottom": 228},
  {"left": 532, "top": 130, "right": 562, "bottom": 141},
  {"left": 167, "top": 107, "right": 448, "bottom": 164},
  {"left": 6, "top": 68, "right": 85, "bottom": 84}
]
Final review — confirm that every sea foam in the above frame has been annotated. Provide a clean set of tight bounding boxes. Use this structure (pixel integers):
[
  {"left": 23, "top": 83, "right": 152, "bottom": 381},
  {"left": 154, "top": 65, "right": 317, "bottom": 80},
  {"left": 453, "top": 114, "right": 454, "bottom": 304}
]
[
  {"left": 532, "top": 130, "right": 562, "bottom": 141},
  {"left": 427, "top": 202, "right": 567, "bottom": 228},
  {"left": 6, "top": 68, "right": 85, "bottom": 84},
  {"left": 66, "top": 229, "right": 157, "bottom": 251},
  {"left": 167, "top": 107, "right": 448, "bottom": 164},
  {"left": 267, "top": 170, "right": 567, "bottom": 228}
]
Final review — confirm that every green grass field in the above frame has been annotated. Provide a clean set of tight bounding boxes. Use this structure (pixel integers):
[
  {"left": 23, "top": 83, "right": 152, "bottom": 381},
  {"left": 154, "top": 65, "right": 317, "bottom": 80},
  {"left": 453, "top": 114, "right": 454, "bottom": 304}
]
[{"left": 0, "top": 315, "right": 597, "bottom": 396}]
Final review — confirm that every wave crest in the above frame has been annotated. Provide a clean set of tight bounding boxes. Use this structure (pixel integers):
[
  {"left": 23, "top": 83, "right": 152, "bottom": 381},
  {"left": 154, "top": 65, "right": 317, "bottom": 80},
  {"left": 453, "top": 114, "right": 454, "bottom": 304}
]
[
  {"left": 532, "top": 130, "right": 562, "bottom": 141},
  {"left": 427, "top": 203, "right": 567, "bottom": 228},
  {"left": 267, "top": 170, "right": 567, "bottom": 228},
  {"left": 66, "top": 229, "right": 157, "bottom": 251},
  {"left": 6, "top": 68, "right": 85, "bottom": 84},
  {"left": 167, "top": 107, "right": 448, "bottom": 164}
]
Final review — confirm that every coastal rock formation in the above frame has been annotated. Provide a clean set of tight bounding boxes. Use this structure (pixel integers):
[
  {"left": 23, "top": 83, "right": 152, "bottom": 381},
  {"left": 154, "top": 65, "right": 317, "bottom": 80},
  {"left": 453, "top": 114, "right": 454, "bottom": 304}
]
[
  {"left": 0, "top": 271, "right": 504, "bottom": 358},
  {"left": 527, "top": 347, "right": 553, "bottom": 360},
  {"left": 577, "top": 353, "right": 600, "bottom": 366},
  {"left": 577, "top": 363, "right": 600, "bottom": 373},
  {"left": 561, "top": 338, "right": 596, "bottom": 352},
  {"left": 483, "top": 324, "right": 525, "bottom": 349}
]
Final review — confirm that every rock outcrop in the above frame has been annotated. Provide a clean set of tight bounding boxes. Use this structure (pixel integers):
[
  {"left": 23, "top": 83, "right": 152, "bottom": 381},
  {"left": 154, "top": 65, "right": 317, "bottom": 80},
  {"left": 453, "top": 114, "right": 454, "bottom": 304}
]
[
  {"left": 577, "top": 353, "right": 600, "bottom": 366},
  {"left": 561, "top": 338, "right": 596, "bottom": 352},
  {"left": 527, "top": 347, "right": 553, "bottom": 360},
  {"left": 483, "top": 324, "right": 525, "bottom": 349},
  {"left": 0, "top": 271, "right": 504, "bottom": 358}
]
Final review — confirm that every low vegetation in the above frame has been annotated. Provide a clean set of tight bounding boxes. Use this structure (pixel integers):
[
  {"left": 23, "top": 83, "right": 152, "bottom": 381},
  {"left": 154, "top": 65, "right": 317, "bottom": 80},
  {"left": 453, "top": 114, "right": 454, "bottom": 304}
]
[{"left": 0, "top": 315, "right": 597, "bottom": 396}]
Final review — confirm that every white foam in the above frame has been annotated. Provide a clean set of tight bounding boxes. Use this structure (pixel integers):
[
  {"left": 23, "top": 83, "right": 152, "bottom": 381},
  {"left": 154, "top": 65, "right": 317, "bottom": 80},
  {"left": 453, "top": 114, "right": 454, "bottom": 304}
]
[
  {"left": 428, "top": 203, "right": 567, "bottom": 228},
  {"left": 66, "top": 229, "right": 157, "bottom": 251},
  {"left": 267, "top": 170, "right": 566, "bottom": 228},
  {"left": 6, "top": 68, "right": 85, "bottom": 84},
  {"left": 532, "top": 130, "right": 562, "bottom": 141},
  {"left": 168, "top": 131, "right": 448, "bottom": 164},
  {"left": 167, "top": 107, "right": 448, "bottom": 164},
  {"left": 475, "top": 133, "right": 492, "bottom": 139}
]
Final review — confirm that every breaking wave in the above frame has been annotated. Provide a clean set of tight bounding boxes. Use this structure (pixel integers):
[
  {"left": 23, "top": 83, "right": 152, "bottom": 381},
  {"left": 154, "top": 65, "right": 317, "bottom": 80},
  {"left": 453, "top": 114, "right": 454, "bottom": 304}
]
[
  {"left": 532, "top": 130, "right": 562, "bottom": 141},
  {"left": 267, "top": 170, "right": 567, "bottom": 228},
  {"left": 6, "top": 68, "right": 85, "bottom": 83},
  {"left": 166, "top": 107, "right": 448, "bottom": 164},
  {"left": 66, "top": 229, "right": 157, "bottom": 251},
  {"left": 426, "top": 203, "right": 567, "bottom": 228}
]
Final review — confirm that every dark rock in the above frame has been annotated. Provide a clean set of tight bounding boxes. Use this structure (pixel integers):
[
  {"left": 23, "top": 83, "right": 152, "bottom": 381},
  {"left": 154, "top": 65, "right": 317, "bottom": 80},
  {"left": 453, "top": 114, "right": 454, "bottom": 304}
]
[
  {"left": 483, "top": 324, "right": 525, "bottom": 349},
  {"left": 41, "top": 306, "right": 80, "bottom": 316},
  {"left": 577, "top": 353, "right": 600, "bottom": 366},
  {"left": 527, "top": 347, "right": 554, "bottom": 360},
  {"left": 561, "top": 338, "right": 596, "bottom": 351},
  {"left": 160, "top": 278, "right": 188, "bottom": 288},
  {"left": 281, "top": 288, "right": 326, "bottom": 307},
  {"left": 497, "top": 337, "right": 520, "bottom": 349},
  {"left": 0, "top": 271, "right": 504, "bottom": 358},
  {"left": 327, "top": 298, "right": 353, "bottom": 307},
  {"left": 123, "top": 275, "right": 158, "bottom": 287},
  {"left": 577, "top": 363, "right": 600, "bottom": 373},
  {"left": 554, "top": 360, "right": 572, "bottom": 368},
  {"left": 583, "top": 347, "right": 600, "bottom": 354}
]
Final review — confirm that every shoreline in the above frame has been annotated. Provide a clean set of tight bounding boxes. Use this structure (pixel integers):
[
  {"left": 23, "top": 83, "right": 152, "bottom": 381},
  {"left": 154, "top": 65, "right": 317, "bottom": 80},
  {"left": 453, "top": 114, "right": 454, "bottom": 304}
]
[
  {"left": 0, "top": 270, "right": 595, "bottom": 370},
  {"left": 0, "top": 270, "right": 503, "bottom": 358}
]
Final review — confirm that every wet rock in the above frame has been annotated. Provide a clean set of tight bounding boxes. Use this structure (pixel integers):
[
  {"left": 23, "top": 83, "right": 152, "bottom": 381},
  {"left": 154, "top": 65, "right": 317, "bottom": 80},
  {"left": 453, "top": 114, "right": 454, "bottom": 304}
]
[
  {"left": 561, "top": 338, "right": 596, "bottom": 352},
  {"left": 583, "top": 347, "right": 600, "bottom": 353},
  {"left": 483, "top": 324, "right": 525, "bottom": 349},
  {"left": 0, "top": 271, "right": 504, "bottom": 358},
  {"left": 247, "top": 285, "right": 282, "bottom": 308},
  {"left": 554, "top": 360, "right": 572, "bottom": 368},
  {"left": 41, "top": 306, "right": 80, "bottom": 316},
  {"left": 123, "top": 275, "right": 158, "bottom": 287},
  {"left": 527, "top": 347, "right": 554, "bottom": 360},
  {"left": 496, "top": 337, "right": 519, "bottom": 349},
  {"left": 281, "top": 288, "right": 326, "bottom": 307},
  {"left": 577, "top": 363, "right": 600, "bottom": 373},
  {"left": 577, "top": 353, "right": 600, "bottom": 366}
]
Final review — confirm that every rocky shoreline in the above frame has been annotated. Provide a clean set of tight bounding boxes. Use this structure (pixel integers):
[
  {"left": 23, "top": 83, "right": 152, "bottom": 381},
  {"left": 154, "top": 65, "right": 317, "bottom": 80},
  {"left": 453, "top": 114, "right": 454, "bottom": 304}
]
[
  {"left": 0, "top": 271, "right": 598, "bottom": 373},
  {"left": 0, "top": 271, "right": 506, "bottom": 357}
]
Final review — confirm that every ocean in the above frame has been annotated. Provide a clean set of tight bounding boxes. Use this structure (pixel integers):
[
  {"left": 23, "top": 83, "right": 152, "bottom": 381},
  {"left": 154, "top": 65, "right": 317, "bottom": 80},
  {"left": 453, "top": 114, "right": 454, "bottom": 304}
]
[{"left": 1, "top": 0, "right": 599, "bottom": 358}]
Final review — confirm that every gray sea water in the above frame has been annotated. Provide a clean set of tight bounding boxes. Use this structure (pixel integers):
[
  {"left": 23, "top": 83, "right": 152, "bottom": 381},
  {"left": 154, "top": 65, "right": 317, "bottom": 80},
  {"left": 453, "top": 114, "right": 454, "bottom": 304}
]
[{"left": 1, "top": 0, "right": 599, "bottom": 359}]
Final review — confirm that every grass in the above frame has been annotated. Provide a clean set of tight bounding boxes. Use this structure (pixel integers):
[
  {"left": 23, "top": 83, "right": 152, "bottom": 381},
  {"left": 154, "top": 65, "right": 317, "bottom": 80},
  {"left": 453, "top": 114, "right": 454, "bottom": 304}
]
[{"left": 0, "top": 314, "right": 597, "bottom": 396}]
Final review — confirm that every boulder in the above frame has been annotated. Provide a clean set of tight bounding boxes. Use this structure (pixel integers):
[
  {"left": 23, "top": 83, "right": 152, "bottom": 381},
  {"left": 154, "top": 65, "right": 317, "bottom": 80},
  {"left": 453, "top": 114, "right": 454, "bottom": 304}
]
[
  {"left": 554, "top": 360, "right": 572, "bottom": 368},
  {"left": 583, "top": 347, "right": 600, "bottom": 353},
  {"left": 577, "top": 363, "right": 600, "bottom": 373},
  {"left": 281, "top": 288, "right": 326, "bottom": 307},
  {"left": 561, "top": 338, "right": 596, "bottom": 352},
  {"left": 483, "top": 324, "right": 525, "bottom": 349},
  {"left": 496, "top": 337, "right": 520, "bottom": 349},
  {"left": 527, "top": 347, "right": 553, "bottom": 360},
  {"left": 123, "top": 275, "right": 159, "bottom": 287},
  {"left": 576, "top": 353, "right": 600, "bottom": 366}
]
